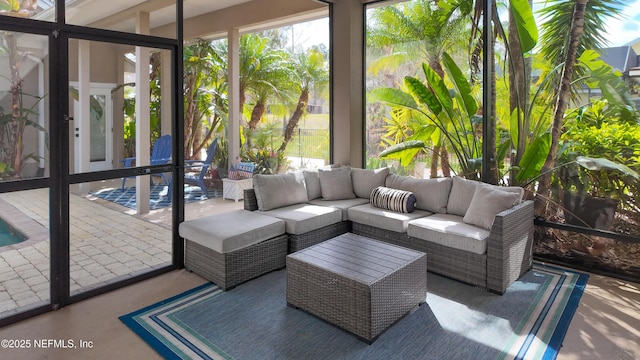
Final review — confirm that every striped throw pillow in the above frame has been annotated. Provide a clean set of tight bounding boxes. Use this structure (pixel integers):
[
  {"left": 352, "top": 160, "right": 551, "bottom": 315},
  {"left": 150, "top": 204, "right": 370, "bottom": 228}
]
[{"left": 370, "top": 186, "right": 417, "bottom": 213}]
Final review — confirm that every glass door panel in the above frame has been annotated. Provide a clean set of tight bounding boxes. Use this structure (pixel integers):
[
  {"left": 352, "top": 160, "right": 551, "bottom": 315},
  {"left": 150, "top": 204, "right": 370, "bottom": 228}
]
[
  {"left": 0, "top": 189, "right": 50, "bottom": 317},
  {"left": 67, "top": 37, "right": 175, "bottom": 298},
  {"left": 0, "top": 32, "right": 49, "bottom": 181},
  {"left": 0, "top": 30, "right": 50, "bottom": 318},
  {"left": 69, "top": 179, "right": 171, "bottom": 295}
]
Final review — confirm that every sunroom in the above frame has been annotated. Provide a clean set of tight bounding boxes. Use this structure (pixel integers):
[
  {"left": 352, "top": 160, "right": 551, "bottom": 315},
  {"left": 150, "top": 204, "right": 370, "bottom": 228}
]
[{"left": 0, "top": 0, "right": 638, "bottom": 359}]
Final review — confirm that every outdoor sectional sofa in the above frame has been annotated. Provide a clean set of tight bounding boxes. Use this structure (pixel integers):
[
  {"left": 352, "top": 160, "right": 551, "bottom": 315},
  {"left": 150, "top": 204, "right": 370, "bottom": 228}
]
[
  {"left": 242, "top": 166, "right": 534, "bottom": 294},
  {"left": 180, "top": 165, "right": 534, "bottom": 294}
]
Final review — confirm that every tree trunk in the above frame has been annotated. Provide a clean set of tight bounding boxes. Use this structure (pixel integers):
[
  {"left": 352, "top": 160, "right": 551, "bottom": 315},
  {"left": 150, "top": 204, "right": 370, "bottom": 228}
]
[
  {"left": 535, "top": 0, "right": 588, "bottom": 216},
  {"left": 248, "top": 101, "right": 266, "bottom": 130},
  {"left": 276, "top": 90, "right": 308, "bottom": 173},
  {"left": 440, "top": 146, "right": 451, "bottom": 177},
  {"left": 429, "top": 56, "right": 445, "bottom": 178},
  {"left": 184, "top": 73, "right": 198, "bottom": 157},
  {"left": 7, "top": 32, "right": 22, "bottom": 179},
  {"left": 429, "top": 144, "right": 440, "bottom": 178},
  {"left": 484, "top": 4, "right": 500, "bottom": 185},
  {"left": 508, "top": 3, "right": 532, "bottom": 186}
]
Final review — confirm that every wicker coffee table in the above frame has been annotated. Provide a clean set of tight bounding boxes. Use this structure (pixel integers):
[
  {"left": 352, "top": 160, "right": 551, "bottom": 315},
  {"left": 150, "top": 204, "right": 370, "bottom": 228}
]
[{"left": 286, "top": 232, "right": 427, "bottom": 343}]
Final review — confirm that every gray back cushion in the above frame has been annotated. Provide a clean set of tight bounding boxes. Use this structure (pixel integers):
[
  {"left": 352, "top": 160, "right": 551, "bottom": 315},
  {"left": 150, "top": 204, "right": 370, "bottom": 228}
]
[
  {"left": 303, "top": 169, "right": 322, "bottom": 201},
  {"left": 385, "top": 174, "right": 452, "bottom": 213},
  {"left": 351, "top": 167, "right": 390, "bottom": 198},
  {"left": 448, "top": 176, "right": 524, "bottom": 216},
  {"left": 447, "top": 176, "right": 480, "bottom": 216},
  {"left": 463, "top": 186, "right": 521, "bottom": 229},
  {"left": 253, "top": 172, "right": 308, "bottom": 211},
  {"left": 318, "top": 167, "right": 356, "bottom": 200}
]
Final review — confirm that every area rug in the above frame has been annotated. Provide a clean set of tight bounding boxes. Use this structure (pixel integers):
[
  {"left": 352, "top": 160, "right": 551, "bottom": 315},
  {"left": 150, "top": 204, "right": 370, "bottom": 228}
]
[
  {"left": 120, "top": 263, "right": 588, "bottom": 360},
  {"left": 91, "top": 184, "right": 222, "bottom": 210}
]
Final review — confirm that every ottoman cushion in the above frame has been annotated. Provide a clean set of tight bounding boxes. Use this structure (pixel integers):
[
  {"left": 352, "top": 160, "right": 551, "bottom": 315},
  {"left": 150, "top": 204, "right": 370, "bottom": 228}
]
[{"left": 179, "top": 209, "right": 285, "bottom": 253}]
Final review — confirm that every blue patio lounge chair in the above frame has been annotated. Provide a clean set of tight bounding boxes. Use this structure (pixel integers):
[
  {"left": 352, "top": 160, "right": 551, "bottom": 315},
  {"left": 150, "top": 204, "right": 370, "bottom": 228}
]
[
  {"left": 180, "top": 138, "right": 218, "bottom": 198},
  {"left": 120, "top": 134, "right": 172, "bottom": 189}
]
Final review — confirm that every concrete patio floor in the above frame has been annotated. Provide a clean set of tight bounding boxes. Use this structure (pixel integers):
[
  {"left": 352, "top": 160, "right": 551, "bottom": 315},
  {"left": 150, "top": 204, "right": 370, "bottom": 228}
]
[{"left": 0, "top": 181, "right": 243, "bottom": 317}]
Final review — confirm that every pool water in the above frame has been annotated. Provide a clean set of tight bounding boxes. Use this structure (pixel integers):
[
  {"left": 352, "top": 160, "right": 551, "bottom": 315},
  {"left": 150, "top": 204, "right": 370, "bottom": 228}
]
[{"left": 0, "top": 219, "right": 26, "bottom": 247}]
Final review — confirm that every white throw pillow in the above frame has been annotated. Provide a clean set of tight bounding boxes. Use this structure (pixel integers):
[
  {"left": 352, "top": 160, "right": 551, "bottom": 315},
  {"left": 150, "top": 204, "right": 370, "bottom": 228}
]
[
  {"left": 318, "top": 167, "right": 356, "bottom": 200},
  {"left": 463, "top": 186, "right": 520, "bottom": 230}
]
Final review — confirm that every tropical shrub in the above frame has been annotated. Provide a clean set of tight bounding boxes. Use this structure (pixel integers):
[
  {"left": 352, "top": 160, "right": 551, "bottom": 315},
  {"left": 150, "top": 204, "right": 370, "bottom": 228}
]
[
  {"left": 555, "top": 99, "right": 640, "bottom": 210},
  {"left": 370, "top": 53, "right": 483, "bottom": 179}
]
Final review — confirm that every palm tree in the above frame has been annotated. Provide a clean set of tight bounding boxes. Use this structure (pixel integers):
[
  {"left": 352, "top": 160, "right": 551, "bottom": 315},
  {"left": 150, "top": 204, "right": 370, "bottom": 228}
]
[
  {"left": 238, "top": 34, "right": 291, "bottom": 130},
  {"left": 536, "top": 0, "right": 625, "bottom": 100},
  {"left": 534, "top": 0, "right": 628, "bottom": 215},
  {"left": 275, "top": 48, "right": 329, "bottom": 173},
  {"left": 367, "top": 0, "right": 468, "bottom": 177},
  {"left": 182, "top": 39, "right": 227, "bottom": 160}
]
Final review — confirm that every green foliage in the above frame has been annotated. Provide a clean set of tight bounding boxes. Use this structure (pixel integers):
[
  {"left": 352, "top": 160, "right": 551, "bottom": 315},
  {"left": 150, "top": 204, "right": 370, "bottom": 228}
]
[
  {"left": 556, "top": 99, "right": 640, "bottom": 210},
  {"left": 515, "top": 133, "right": 552, "bottom": 183},
  {"left": 509, "top": 0, "right": 539, "bottom": 54},
  {"left": 244, "top": 149, "right": 279, "bottom": 175},
  {"left": 0, "top": 89, "right": 47, "bottom": 179},
  {"left": 370, "top": 52, "right": 482, "bottom": 177}
]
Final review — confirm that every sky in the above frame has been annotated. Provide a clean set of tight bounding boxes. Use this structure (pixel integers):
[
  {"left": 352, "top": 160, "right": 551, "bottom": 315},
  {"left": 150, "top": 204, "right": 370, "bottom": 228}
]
[
  {"left": 293, "top": 2, "right": 640, "bottom": 49},
  {"left": 292, "top": 18, "right": 329, "bottom": 50},
  {"left": 602, "top": 0, "right": 640, "bottom": 46}
]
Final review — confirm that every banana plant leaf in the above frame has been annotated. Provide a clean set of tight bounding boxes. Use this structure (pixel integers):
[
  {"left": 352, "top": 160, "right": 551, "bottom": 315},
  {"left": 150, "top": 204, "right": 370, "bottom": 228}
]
[
  {"left": 510, "top": 0, "right": 538, "bottom": 54},
  {"left": 379, "top": 140, "right": 426, "bottom": 167},
  {"left": 576, "top": 156, "right": 640, "bottom": 180},
  {"left": 515, "top": 132, "right": 552, "bottom": 183}
]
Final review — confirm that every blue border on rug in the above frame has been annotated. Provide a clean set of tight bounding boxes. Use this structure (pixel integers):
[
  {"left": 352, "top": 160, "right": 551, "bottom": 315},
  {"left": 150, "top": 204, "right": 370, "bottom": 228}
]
[
  {"left": 120, "top": 263, "right": 589, "bottom": 360},
  {"left": 119, "top": 282, "right": 216, "bottom": 360},
  {"left": 540, "top": 264, "right": 589, "bottom": 360}
]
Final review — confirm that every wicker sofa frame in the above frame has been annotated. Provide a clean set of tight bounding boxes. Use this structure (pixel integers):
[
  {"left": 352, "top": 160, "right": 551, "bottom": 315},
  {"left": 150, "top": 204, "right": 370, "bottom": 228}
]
[
  {"left": 352, "top": 199, "right": 534, "bottom": 294},
  {"left": 184, "top": 234, "right": 288, "bottom": 291},
  {"left": 244, "top": 188, "right": 533, "bottom": 294}
]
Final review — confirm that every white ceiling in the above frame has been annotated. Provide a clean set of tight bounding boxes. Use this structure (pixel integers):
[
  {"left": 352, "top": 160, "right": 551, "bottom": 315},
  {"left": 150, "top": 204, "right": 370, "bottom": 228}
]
[
  {"left": 35, "top": 0, "right": 253, "bottom": 33},
  {"left": 74, "top": 0, "right": 252, "bottom": 32}
]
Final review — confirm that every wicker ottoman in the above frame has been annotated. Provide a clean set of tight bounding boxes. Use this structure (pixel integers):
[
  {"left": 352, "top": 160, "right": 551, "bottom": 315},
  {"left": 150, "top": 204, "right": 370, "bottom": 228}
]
[
  {"left": 179, "top": 209, "right": 287, "bottom": 290},
  {"left": 286, "top": 232, "right": 427, "bottom": 343}
]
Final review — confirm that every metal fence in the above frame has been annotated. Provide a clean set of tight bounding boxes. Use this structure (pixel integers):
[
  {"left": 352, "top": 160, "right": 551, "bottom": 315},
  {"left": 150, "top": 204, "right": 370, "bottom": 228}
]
[{"left": 265, "top": 128, "right": 330, "bottom": 167}]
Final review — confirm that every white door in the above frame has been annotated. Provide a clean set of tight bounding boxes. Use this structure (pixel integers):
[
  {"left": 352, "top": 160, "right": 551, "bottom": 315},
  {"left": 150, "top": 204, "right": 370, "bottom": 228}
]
[{"left": 73, "top": 83, "right": 114, "bottom": 172}]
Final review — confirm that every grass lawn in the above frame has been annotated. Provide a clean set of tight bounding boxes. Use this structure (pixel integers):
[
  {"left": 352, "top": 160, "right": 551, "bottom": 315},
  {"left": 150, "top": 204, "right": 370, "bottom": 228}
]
[{"left": 264, "top": 113, "right": 329, "bottom": 130}]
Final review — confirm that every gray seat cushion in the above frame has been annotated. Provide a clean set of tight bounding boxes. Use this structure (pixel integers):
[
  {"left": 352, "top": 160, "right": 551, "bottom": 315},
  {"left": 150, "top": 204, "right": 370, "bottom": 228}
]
[
  {"left": 178, "top": 209, "right": 286, "bottom": 253},
  {"left": 260, "top": 204, "right": 343, "bottom": 235},
  {"left": 407, "top": 213, "right": 489, "bottom": 255},
  {"left": 347, "top": 203, "right": 432, "bottom": 233},
  {"left": 309, "top": 197, "right": 370, "bottom": 220},
  {"left": 385, "top": 174, "right": 452, "bottom": 213}
]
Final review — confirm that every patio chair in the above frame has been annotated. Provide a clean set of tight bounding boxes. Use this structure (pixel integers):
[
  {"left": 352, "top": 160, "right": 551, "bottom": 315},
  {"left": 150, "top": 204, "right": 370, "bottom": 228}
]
[
  {"left": 120, "top": 135, "right": 173, "bottom": 189},
  {"left": 177, "top": 138, "right": 218, "bottom": 198}
]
